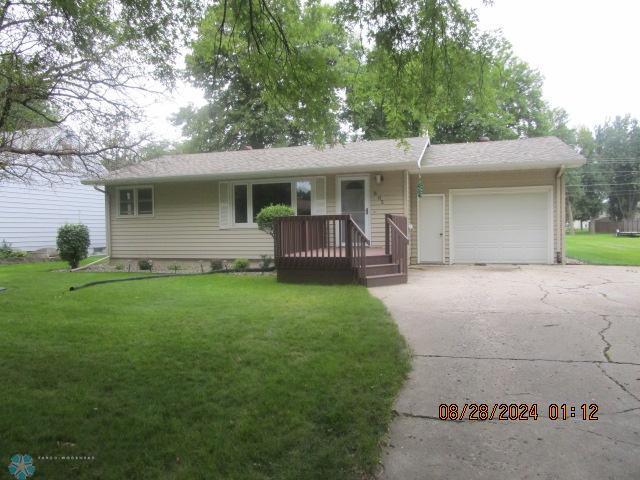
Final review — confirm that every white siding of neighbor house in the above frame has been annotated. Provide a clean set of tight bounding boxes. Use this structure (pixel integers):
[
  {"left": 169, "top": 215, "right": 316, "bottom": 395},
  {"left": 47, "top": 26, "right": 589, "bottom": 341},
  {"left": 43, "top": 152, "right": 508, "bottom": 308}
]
[
  {"left": 409, "top": 168, "right": 562, "bottom": 264},
  {"left": 107, "top": 171, "right": 409, "bottom": 259},
  {"left": 0, "top": 181, "right": 106, "bottom": 251}
]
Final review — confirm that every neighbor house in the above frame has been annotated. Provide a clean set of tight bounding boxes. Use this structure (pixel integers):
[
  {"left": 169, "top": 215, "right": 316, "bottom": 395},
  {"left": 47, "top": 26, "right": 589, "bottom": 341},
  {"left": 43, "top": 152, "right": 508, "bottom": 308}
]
[
  {"left": 82, "top": 136, "right": 585, "bottom": 285},
  {"left": 1, "top": 127, "right": 106, "bottom": 253},
  {"left": 0, "top": 180, "right": 106, "bottom": 253}
]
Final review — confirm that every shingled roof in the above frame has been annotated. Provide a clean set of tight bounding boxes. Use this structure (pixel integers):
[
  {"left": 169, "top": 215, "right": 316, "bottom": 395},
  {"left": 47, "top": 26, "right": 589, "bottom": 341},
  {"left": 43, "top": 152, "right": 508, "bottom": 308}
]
[
  {"left": 424, "top": 136, "right": 585, "bottom": 171},
  {"left": 83, "top": 136, "right": 584, "bottom": 185}
]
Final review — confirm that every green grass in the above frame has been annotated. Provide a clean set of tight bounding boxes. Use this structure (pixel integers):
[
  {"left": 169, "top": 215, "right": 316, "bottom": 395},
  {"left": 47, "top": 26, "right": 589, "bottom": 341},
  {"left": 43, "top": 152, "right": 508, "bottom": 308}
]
[
  {"left": 0, "top": 262, "right": 409, "bottom": 479},
  {"left": 566, "top": 232, "right": 640, "bottom": 265}
]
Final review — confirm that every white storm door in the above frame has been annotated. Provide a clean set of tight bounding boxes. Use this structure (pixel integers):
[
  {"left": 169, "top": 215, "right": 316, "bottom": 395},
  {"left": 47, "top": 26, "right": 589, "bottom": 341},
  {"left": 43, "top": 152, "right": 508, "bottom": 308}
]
[
  {"left": 418, "top": 194, "right": 444, "bottom": 263},
  {"left": 336, "top": 175, "right": 370, "bottom": 238}
]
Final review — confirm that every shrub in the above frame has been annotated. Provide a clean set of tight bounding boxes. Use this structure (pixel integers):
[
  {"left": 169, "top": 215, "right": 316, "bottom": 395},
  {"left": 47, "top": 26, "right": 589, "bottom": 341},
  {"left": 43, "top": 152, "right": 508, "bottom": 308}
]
[
  {"left": 0, "top": 240, "right": 27, "bottom": 259},
  {"left": 255, "top": 204, "right": 295, "bottom": 238},
  {"left": 210, "top": 259, "right": 224, "bottom": 272},
  {"left": 114, "top": 263, "right": 124, "bottom": 271},
  {"left": 259, "top": 254, "right": 273, "bottom": 270},
  {"left": 138, "top": 259, "right": 153, "bottom": 271},
  {"left": 0, "top": 239, "right": 12, "bottom": 258},
  {"left": 56, "top": 224, "right": 90, "bottom": 269},
  {"left": 232, "top": 258, "right": 249, "bottom": 271}
]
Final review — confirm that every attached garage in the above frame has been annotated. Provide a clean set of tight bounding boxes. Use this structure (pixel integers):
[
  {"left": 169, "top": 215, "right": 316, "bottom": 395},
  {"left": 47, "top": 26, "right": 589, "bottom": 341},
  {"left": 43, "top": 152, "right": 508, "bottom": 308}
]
[{"left": 450, "top": 187, "right": 554, "bottom": 264}]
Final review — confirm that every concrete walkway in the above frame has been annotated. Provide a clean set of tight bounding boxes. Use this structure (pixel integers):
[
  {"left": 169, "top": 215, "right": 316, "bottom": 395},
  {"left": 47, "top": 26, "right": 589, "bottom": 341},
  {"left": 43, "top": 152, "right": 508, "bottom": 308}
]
[{"left": 370, "top": 265, "right": 640, "bottom": 480}]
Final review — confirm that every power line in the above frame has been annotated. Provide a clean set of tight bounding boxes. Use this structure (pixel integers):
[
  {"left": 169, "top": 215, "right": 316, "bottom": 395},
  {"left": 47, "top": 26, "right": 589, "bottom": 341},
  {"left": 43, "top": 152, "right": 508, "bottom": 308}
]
[
  {"left": 572, "top": 170, "right": 640, "bottom": 174},
  {"left": 566, "top": 183, "right": 640, "bottom": 187}
]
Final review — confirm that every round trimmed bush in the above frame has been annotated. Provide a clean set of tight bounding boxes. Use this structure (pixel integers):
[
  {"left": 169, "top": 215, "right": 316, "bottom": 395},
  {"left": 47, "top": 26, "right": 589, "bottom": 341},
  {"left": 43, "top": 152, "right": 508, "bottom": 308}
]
[
  {"left": 56, "top": 223, "right": 91, "bottom": 269},
  {"left": 232, "top": 258, "right": 249, "bottom": 271},
  {"left": 255, "top": 204, "right": 295, "bottom": 238}
]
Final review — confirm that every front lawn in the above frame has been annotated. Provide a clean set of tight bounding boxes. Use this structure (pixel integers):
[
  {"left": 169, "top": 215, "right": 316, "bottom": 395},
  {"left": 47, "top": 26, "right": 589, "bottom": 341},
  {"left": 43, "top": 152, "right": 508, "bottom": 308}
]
[
  {"left": 0, "top": 262, "right": 409, "bottom": 479},
  {"left": 566, "top": 232, "right": 640, "bottom": 265}
]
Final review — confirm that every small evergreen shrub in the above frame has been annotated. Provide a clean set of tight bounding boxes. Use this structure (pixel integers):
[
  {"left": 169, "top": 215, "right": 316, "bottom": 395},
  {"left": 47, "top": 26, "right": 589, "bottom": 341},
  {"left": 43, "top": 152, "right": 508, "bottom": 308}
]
[
  {"left": 259, "top": 254, "right": 273, "bottom": 270},
  {"left": 114, "top": 263, "right": 124, "bottom": 271},
  {"left": 232, "top": 258, "right": 249, "bottom": 271},
  {"left": 138, "top": 259, "right": 153, "bottom": 271},
  {"left": 210, "top": 259, "right": 224, "bottom": 272},
  {"left": 56, "top": 224, "right": 90, "bottom": 268},
  {"left": 255, "top": 204, "right": 295, "bottom": 238}
]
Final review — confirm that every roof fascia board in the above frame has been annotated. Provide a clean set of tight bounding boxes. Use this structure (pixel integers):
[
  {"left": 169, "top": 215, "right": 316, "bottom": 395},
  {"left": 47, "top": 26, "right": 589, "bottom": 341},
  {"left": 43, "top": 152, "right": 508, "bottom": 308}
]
[
  {"left": 81, "top": 161, "right": 418, "bottom": 186},
  {"left": 406, "top": 160, "right": 585, "bottom": 175}
]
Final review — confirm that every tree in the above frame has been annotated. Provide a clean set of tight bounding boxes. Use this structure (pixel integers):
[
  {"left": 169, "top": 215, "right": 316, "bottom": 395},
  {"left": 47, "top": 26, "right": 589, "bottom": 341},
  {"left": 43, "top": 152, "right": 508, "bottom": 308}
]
[
  {"left": 347, "top": 31, "right": 556, "bottom": 143},
  {"left": 0, "top": 0, "right": 198, "bottom": 183},
  {"left": 565, "top": 127, "right": 605, "bottom": 232},
  {"left": 181, "top": 0, "right": 566, "bottom": 147},
  {"left": 594, "top": 116, "right": 640, "bottom": 221},
  {"left": 178, "top": 0, "right": 353, "bottom": 151}
]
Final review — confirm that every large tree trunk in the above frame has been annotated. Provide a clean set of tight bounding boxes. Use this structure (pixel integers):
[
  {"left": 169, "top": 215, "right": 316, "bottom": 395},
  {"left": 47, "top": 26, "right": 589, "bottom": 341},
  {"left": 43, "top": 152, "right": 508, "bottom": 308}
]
[{"left": 566, "top": 200, "right": 575, "bottom": 235}]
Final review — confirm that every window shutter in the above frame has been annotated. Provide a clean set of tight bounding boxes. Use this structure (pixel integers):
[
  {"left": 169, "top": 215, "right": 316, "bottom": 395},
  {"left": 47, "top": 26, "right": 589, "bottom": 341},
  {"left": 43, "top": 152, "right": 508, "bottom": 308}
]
[
  {"left": 219, "top": 182, "right": 231, "bottom": 229},
  {"left": 311, "top": 177, "right": 326, "bottom": 214}
]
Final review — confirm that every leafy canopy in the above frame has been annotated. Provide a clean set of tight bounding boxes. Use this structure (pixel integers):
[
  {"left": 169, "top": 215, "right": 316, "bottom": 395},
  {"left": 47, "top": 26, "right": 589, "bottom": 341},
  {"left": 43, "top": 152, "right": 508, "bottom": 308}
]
[
  {"left": 177, "top": 0, "right": 562, "bottom": 150},
  {"left": 0, "top": 0, "right": 198, "bottom": 182},
  {"left": 178, "top": 0, "right": 353, "bottom": 151}
]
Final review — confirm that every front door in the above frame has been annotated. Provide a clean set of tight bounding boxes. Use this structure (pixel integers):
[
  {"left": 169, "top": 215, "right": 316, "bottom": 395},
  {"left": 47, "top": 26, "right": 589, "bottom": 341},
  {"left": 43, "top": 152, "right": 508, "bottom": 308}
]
[
  {"left": 418, "top": 194, "right": 444, "bottom": 263},
  {"left": 337, "top": 176, "right": 370, "bottom": 238}
]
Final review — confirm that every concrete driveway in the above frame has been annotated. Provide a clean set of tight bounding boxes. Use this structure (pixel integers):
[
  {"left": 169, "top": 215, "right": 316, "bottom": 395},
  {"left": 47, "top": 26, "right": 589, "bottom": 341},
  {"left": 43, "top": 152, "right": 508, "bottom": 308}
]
[{"left": 370, "top": 265, "right": 640, "bottom": 480}]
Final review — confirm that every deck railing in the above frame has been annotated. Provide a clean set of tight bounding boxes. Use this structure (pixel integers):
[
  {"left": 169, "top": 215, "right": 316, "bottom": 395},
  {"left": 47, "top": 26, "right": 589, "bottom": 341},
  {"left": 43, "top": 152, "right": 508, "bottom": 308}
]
[
  {"left": 385, "top": 214, "right": 409, "bottom": 280},
  {"left": 274, "top": 214, "right": 371, "bottom": 282}
]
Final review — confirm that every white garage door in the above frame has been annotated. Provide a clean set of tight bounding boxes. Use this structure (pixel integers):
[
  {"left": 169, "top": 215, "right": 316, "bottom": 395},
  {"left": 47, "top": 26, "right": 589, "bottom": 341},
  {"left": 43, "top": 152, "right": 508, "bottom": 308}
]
[{"left": 451, "top": 188, "right": 553, "bottom": 264}]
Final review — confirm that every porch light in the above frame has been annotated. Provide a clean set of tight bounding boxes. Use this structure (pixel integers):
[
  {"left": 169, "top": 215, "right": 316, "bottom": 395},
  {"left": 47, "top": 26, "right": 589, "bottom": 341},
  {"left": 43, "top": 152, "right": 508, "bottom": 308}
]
[{"left": 375, "top": 174, "right": 384, "bottom": 184}]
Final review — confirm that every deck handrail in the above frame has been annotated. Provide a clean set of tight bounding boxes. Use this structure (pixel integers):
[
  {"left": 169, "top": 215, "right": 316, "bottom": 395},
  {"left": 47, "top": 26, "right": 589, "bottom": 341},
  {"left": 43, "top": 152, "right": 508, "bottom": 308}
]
[
  {"left": 273, "top": 214, "right": 371, "bottom": 283},
  {"left": 386, "top": 218, "right": 409, "bottom": 241},
  {"left": 385, "top": 214, "right": 409, "bottom": 280},
  {"left": 349, "top": 219, "right": 371, "bottom": 246}
]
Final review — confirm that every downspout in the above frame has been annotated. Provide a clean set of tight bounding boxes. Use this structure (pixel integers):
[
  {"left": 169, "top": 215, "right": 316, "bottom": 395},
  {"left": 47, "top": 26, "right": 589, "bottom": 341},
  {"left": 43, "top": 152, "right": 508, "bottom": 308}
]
[
  {"left": 102, "top": 186, "right": 112, "bottom": 258},
  {"left": 412, "top": 134, "right": 431, "bottom": 265},
  {"left": 556, "top": 166, "right": 565, "bottom": 264}
]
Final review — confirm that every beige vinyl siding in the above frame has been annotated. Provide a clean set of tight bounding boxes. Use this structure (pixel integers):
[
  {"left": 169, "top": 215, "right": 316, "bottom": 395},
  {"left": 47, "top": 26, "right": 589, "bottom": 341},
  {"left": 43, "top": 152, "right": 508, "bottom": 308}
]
[
  {"left": 409, "top": 168, "right": 562, "bottom": 264},
  {"left": 108, "top": 171, "right": 408, "bottom": 259},
  {"left": 109, "top": 181, "right": 273, "bottom": 259},
  {"left": 326, "top": 171, "right": 407, "bottom": 246}
]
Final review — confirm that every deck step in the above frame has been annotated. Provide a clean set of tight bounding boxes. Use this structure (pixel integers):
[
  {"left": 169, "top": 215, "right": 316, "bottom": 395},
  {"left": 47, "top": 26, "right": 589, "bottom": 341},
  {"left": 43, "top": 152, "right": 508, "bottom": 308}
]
[
  {"left": 366, "top": 254, "right": 393, "bottom": 266},
  {"left": 366, "top": 263, "right": 400, "bottom": 276},
  {"left": 365, "top": 273, "right": 407, "bottom": 287}
]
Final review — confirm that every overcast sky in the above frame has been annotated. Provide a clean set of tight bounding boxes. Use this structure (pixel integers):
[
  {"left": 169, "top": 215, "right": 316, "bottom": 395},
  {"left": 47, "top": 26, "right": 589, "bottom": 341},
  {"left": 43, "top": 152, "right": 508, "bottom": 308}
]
[
  {"left": 144, "top": 0, "right": 640, "bottom": 141},
  {"left": 461, "top": 0, "right": 640, "bottom": 130}
]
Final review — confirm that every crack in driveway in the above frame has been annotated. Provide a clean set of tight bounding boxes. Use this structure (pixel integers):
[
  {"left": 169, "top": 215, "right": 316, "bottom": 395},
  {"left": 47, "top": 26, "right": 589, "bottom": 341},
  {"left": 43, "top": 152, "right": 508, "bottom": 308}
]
[
  {"left": 411, "top": 353, "right": 640, "bottom": 367},
  {"left": 373, "top": 266, "right": 640, "bottom": 479},
  {"left": 596, "top": 363, "right": 640, "bottom": 404},
  {"left": 598, "top": 315, "right": 613, "bottom": 362}
]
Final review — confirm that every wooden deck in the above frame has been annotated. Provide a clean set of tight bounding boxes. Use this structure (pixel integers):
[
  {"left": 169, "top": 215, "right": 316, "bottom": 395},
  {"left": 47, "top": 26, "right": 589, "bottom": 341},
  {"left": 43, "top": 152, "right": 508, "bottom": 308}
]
[
  {"left": 283, "top": 247, "right": 386, "bottom": 258},
  {"left": 274, "top": 214, "right": 409, "bottom": 286}
]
